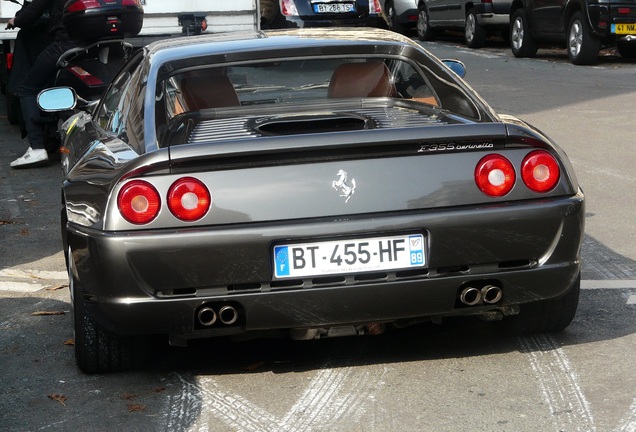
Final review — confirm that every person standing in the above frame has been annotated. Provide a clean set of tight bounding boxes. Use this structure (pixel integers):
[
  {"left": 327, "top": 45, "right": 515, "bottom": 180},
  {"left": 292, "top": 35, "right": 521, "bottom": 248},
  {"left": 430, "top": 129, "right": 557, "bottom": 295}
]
[{"left": 8, "top": 0, "right": 77, "bottom": 168}]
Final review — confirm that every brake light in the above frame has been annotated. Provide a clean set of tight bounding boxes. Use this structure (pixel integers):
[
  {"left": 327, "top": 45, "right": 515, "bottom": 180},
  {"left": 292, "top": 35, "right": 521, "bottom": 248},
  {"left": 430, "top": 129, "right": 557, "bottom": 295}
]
[
  {"left": 369, "top": 0, "right": 382, "bottom": 13},
  {"left": 6, "top": 52, "right": 13, "bottom": 70},
  {"left": 475, "top": 154, "right": 516, "bottom": 197},
  {"left": 118, "top": 180, "right": 161, "bottom": 224},
  {"left": 521, "top": 150, "right": 560, "bottom": 192},
  {"left": 68, "top": 66, "right": 104, "bottom": 87},
  {"left": 65, "top": 0, "right": 101, "bottom": 13},
  {"left": 168, "top": 177, "right": 211, "bottom": 221},
  {"left": 280, "top": 0, "right": 299, "bottom": 16},
  {"left": 122, "top": 0, "right": 141, "bottom": 5}
]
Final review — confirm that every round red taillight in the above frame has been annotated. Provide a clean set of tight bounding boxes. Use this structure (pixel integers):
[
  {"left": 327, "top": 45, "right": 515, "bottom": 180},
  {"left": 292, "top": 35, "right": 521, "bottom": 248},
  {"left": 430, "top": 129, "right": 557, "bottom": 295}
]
[
  {"left": 117, "top": 180, "right": 161, "bottom": 224},
  {"left": 522, "top": 150, "right": 560, "bottom": 192},
  {"left": 475, "top": 154, "right": 516, "bottom": 197},
  {"left": 168, "top": 177, "right": 211, "bottom": 221}
]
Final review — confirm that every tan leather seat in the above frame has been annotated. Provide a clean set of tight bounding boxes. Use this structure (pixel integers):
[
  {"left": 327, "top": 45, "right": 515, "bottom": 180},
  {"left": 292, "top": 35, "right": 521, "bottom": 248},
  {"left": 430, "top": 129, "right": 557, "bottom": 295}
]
[
  {"left": 328, "top": 61, "right": 396, "bottom": 99},
  {"left": 180, "top": 73, "right": 240, "bottom": 110}
]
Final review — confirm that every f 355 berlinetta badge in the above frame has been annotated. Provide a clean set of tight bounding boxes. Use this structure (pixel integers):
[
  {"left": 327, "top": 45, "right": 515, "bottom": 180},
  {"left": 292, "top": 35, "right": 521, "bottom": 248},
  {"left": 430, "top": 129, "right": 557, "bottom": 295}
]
[{"left": 332, "top": 169, "right": 356, "bottom": 203}]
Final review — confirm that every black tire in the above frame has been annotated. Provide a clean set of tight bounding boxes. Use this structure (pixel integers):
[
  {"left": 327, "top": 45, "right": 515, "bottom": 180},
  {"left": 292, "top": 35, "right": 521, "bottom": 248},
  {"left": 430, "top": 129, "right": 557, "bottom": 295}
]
[
  {"left": 387, "top": 2, "right": 407, "bottom": 35},
  {"left": 567, "top": 11, "right": 600, "bottom": 65},
  {"left": 510, "top": 9, "right": 538, "bottom": 58},
  {"left": 465, "top": 9, "right": 486, "bottom": 48},
  {"left": 499, "top": 273, "right": 581, "bottom": 335},
  {"left": 416, "top": 4, "right": 435, "bottom": 41},
  {"left": 617, "top": 40, "right": 636, "bottom": 58},
  {"left": 70, "top": 249, "right": 138, "bottom": 373}
]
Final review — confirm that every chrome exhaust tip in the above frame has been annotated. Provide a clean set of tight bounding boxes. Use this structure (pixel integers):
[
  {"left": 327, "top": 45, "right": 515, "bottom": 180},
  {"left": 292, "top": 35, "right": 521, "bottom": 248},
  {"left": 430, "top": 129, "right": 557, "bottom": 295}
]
[
  {"left": 197, "top": 307, "right": 217, "bottom": 326},
  {"left": 460, "top": 287, "right": 482, "bottom": 306},
  {"left": 219, "top": 305, "right": 239, "bottom": 325},
  {"left": 481, "top": 285, "right": 503, "bottom": 304}
]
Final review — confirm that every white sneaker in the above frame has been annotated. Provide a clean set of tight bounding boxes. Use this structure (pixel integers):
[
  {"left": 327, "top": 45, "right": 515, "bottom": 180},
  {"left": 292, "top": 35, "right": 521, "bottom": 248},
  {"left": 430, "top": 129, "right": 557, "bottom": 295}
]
[{"left": 10, "top": 147, "right": 49, "bottom": 168}]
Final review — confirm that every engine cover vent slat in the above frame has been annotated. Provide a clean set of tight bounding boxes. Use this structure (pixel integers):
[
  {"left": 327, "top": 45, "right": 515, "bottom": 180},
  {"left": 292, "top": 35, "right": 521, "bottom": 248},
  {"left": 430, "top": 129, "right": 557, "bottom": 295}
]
[{"left": 186, "top": 107, "right": 447, "bottom": 144}]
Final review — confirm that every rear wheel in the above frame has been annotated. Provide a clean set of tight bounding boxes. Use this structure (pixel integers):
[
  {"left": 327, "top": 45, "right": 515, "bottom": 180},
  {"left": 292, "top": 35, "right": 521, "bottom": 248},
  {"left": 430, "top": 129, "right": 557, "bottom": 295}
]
[
  {"left": 499, "top": 273, "right": 580, "bottom": 335},
  {"left": 70, "top": 249, "right": 138, "bottom": 373},
  {"left": 465, "top": 9, "right": 486, "bottom": 48},
  {"left": 567, "top": 11, "right": 600, "bottom": 65},
  {"left": 417, "top": 4, "right": 436, "bottom": 41},
  {"left": 510, "top": 9, "right": 538, "bottom": 58}
]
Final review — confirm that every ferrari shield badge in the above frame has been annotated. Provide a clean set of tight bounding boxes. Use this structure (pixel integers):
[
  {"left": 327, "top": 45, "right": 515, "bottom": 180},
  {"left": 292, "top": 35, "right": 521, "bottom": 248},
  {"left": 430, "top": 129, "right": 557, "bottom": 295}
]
[{"left": 332, "top": 169, "right": 356, "bottom": 203}]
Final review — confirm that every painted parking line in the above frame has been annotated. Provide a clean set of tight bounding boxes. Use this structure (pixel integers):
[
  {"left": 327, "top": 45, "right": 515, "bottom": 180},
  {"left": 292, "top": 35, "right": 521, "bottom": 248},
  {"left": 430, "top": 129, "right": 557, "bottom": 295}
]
[
  {"left": 581, "top": 280, "right": 636, "bottom": 289},
  {"left": 0, "top": 269, "right": 68, "bottom": 293}
]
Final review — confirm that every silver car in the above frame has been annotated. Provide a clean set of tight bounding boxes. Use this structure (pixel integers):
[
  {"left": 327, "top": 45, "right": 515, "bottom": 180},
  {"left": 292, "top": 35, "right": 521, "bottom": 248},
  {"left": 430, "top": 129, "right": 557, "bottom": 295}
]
[{"left": 416, "top": 0, "right": 511, "bottom": 47}]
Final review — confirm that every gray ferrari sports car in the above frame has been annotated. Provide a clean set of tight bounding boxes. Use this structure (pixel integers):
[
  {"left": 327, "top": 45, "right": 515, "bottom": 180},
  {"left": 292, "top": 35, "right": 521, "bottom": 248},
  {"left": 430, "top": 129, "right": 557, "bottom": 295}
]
[{"left": 39, "top": 28, "right": 584, "bottom": 373}]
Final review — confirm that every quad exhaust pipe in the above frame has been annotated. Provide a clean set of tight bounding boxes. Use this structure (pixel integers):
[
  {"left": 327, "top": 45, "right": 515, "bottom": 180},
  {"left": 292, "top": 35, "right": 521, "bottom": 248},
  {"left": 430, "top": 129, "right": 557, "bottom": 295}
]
[
  {"left": 196, "top": 303, "right": 240, "bottom": 326},
  {"left": 459, "top": 284, "right": 503, "bottom": 306}
]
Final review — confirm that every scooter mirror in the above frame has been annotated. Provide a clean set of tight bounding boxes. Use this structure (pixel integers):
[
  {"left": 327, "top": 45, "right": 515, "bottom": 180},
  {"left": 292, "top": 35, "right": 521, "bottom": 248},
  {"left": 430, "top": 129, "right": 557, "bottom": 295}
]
[{"left": 37, "top": 87, "right": 77, "bottom": 112}]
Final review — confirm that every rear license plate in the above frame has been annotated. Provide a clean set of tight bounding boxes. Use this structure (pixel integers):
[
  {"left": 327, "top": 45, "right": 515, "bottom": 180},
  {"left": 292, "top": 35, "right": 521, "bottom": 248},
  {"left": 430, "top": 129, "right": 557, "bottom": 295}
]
[
  {"left": 313, "top": 3, "right": 355, "bottom": 13},
  {"left": 273, "top": 234, "right": 426, "bottom": 279},
  {"left": 612, "top": 23, "right": 636, "bottom": 34}
]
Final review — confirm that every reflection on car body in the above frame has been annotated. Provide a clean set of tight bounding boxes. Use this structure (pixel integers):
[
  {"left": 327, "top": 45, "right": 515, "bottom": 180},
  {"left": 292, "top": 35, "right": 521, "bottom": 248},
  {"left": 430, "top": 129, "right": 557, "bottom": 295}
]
[{"left": 44, "top": 28, "right": 584, "bottom": 373}]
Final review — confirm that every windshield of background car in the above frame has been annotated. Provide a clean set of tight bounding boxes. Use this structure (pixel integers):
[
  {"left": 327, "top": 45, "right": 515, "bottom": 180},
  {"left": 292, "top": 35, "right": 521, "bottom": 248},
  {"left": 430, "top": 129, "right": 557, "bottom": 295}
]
[{"left": 154, "top": 56, "right": 480, "bottom": 147}]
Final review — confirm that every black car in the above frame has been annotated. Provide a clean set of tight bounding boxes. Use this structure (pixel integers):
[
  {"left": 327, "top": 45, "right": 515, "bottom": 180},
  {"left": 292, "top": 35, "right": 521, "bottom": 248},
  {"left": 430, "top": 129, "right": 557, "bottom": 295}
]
[
  {"left": 510, "top": 0, "right": 636, "bottom": 64},
  {"left": 38, "top": 28, "right": 584, "bottom": 373},
  {"left": 260, "top": 0, "right": 389, "bottom": 29}
]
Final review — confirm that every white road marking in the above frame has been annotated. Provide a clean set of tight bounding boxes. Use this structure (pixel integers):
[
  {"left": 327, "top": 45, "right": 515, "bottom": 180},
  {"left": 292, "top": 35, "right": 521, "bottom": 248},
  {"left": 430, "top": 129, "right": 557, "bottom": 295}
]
[
  {"left": 519, "top": 334, "right": 596, "bottom": 432},
  {"left": 616, "top": 398, "right": 636, "bottom": 432},
  {"left": 0, "top": 269, "right": 68, "bottom": 292},
  {"left": 581, "top": 280, "right": 636, "bottom": 289},
  {"left": 0, "top": 281, "right": 49, "bottom": 293},
  {"left": 628, "top": 296, "right": 636, "bottom": 305}
]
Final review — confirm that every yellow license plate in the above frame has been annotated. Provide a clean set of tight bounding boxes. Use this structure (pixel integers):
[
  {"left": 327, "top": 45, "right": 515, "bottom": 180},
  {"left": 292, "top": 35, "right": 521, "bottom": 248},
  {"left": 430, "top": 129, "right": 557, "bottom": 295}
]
[{"left": 612, "top": 23, "right": 636, "bottom": 34}]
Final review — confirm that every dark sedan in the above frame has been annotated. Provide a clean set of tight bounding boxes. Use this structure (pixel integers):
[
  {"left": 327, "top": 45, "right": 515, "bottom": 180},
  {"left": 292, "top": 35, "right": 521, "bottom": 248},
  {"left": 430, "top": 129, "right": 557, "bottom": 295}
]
[
  {"left": 39, "top": 28, "right": 584, "bottom": 373},
  {"left": 260, "top": 0, "right": 388, "bottom": 29}
]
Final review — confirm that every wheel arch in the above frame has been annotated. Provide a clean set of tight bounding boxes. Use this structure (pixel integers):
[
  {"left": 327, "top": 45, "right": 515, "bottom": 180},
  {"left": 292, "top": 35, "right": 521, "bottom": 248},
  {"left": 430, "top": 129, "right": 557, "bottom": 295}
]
[
  {"left": 563, "top": 0, "right": 585, "bottom": 32},
  {"left": 465, "top": 2, "right": 476, "bottom": 16},
  {"left": 510, "top": 0, "right": 525, "bottom": 16}
]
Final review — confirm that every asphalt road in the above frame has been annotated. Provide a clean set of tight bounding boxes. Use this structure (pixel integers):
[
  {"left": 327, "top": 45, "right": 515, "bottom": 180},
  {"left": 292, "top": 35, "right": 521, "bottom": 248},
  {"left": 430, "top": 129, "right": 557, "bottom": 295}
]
[{"left": 1, "top": 35, "right": 635, "bottom": 432}]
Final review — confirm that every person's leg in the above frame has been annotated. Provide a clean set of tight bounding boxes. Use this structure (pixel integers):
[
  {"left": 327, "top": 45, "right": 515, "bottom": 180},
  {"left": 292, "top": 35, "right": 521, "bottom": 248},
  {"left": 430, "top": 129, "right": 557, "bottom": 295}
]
[{"left": 11, "top": 41, "right": 75, "bottom": 168}]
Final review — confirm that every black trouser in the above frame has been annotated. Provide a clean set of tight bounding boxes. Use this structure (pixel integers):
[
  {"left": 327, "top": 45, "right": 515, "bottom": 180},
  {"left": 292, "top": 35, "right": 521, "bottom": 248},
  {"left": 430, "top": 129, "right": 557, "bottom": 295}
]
[{"left": 17, "top": 39, "right": 77, "bottom": 151}]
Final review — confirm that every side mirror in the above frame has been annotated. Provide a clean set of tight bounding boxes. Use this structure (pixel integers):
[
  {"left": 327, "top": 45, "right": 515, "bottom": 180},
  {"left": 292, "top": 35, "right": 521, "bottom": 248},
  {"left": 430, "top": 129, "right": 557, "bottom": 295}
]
[
  {"left": 37, "top": 87, "right": 77, "bottom": 112},
  {"left": 442, "top": 59, "right": 467, "bottom": 78}
]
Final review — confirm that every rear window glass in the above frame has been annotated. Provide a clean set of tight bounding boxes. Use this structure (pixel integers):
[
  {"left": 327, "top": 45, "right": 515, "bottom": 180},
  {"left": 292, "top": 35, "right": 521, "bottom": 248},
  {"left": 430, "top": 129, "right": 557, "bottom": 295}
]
[{"left": 154, "top": 56, "right": 479, "bottom": 146}]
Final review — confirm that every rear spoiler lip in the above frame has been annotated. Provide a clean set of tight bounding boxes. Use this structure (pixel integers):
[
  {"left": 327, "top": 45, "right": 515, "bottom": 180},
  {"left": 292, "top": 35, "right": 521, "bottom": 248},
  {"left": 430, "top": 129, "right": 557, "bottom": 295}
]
[{"left": 168, "top": 122, "right": 513, "bottom": 165}]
